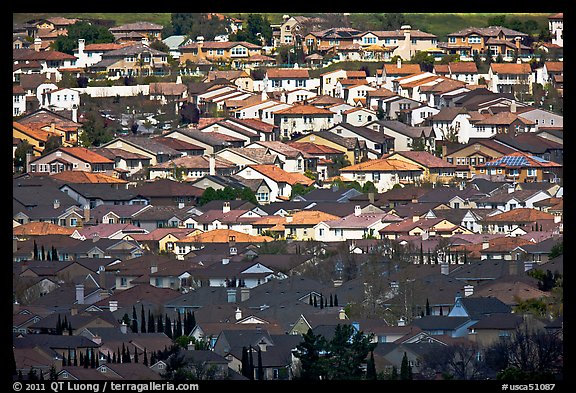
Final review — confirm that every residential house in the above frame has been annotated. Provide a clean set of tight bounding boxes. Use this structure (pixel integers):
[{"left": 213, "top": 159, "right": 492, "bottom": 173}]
[
  {"left": 205, "top": 70, "right": 255, "bottom": 92},
  {"left": 487, "top": 62, "right": 535, "bottom": 95},
  {"left": 339, "top": 158, "right": 423, "bottom": 193},
  {"left": 327, "top": 123, "right": 394, "bottom": 159},
  {"left": 510, "top": 106, "right": 563, "bottom": 133},
  {"left": 283, "top": 210, "right": 340, "bottom": 241},
  {"left": 89, "top": 42, "right": 170, "bottom": 77},
  {"left": 293, "top": 131, "right": 367, "bottom": 165},
  {"left": 230, "top": 99, "right": 291, "bottom": 127},
  {"left": 148, "top": 154, "right": 237, "bottom": 181},
  {"left": 475, "top": 188, "right": 552, "bottom": 213},
  {"left": 245, "top": 141, "right": 313, "bottom": 173},
  {"left": 163, "top": 127, "right": 236, "bottom": 155},
  {"left": 273, "top": 104, "right": 335, "bottom": 138},
  {"left": 362, "top": 26, "right": 438, "bottom": 61},
  {"left": 198, "top": 118, "right": 262, "bottom": 145},
  {"left": 27, "top": 147, "right": 115, "bottom": 176},
  {"left": 340, "top": 107, "right": 378, "bottom": 126},
  {"left": 320, "top": 69, "right": 368, "bottom": 97},
  {"left": 384, "top": 151, "right": 456, "bottom": 185},
  {"left": 235, "top": 164, "right": 315, "bottom": 202},
  {"left": 174, "top": 229, "right": 272, "bottom": 260},
  {"left": 380, "top": 216, "right": 472, "bottom": 240},
  {"left": 73, "top": 40, "right": 132, "bottom": 68},
  {"left": 57, "top": 182, "right": 149, "bottom": 209},
  {"left": 475, "top": 152, "right": 562, "bottom": 183},
  {"left": 109, "top": 22, "right": 164, "bottom": 42},
  {"left": 441, "top": 26, "right": 529, "bottom": 60},
  {"left": 369, "top": 120, "right": 436, "bottom": 152},
  {"left": 13, "top": 121, "right": 62, "bottom": 156},
  {"left": 491, "top": 132, "right": 563, "bottom": 166},
  {"left": 433, "top": 62, "right": 479, "bottom": 84},
  {"left": 284, "top": 142, "right": 347, "bottom": 181},
  {"left": 479, "top": 208, "right": 557, "bottom": 236},
  {"left": 179, "top": 40, "right": 263, "bottom": 69},
  {"left": 100, "top": 136, "right": 182, "bottom": 169},
  {"left": 314, "top": 210, "right": 403, "bottom": 242},
  {"left": 17, "top": 107, "right": 81, "bottom": 146},
  {"left": 215, "top": 147, "right": 280, "bottom": 172},
  {"left": 379, "top": 58, "right": 422, "bottom": 90},
  {"left": 548, "top": 13, "right": 563, "bottom": 47},
  {"left": 443, "top": 138, "right": 518, "bottom": 179}
]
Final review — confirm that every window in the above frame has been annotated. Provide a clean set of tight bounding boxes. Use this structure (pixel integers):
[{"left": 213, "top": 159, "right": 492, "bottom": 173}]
[{"left": 120, "top": 277, "right": 127, "bottom": 287}]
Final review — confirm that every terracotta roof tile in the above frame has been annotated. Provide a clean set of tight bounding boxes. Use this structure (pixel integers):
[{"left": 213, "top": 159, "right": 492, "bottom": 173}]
[{"left": 341, "top": 158, "right": 422, "bottom": 172}]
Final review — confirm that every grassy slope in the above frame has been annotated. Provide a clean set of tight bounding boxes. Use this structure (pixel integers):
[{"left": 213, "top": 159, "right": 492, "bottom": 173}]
[{"left": 13, "top": 13, "right": 552, "bottom": 41}]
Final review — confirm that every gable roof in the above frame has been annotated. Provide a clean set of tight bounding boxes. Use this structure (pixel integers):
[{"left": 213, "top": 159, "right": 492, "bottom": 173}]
[{"left": 245, "top": 164, "right": 315, "bottom": 186}]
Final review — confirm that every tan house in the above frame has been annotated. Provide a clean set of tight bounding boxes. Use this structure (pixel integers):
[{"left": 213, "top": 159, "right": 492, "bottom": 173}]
[
  {"left": 27, "top": 147, "right": 115, "bottom": 176},
  {"left": 179, "top": 40, "right": 262, "bottom": 69},
  {"left": 283, "top": 210, "right": 340, "bottom": 240},
  {"left": 442, "top": 26, "right": 529, "bottom": 59},
  {"left": 475, "top": 152, "right": 562, "bottom": 183},
  {"left": 384, "top": 150, "right": 457, "bottom": 185},
  {"left": 90, "top": 42, "right": 170, "bottom": 78}
]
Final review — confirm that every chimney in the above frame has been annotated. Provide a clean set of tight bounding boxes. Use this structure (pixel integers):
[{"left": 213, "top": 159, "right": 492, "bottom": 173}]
[
  {"left": 50, "top": 122, "right": 55, "bottom": 133},
  {"left": 258, "top": 340, "right": 267, "bottom": 352},
  {"left": 141, "top": 37, "right": 149, "bottom": 46},
  {"left": 515, "top": 36, "right": 522, "bottom": 51},
  {"left": 235, "top": 307, "right": 242, "bottom": 321},
  {"left": 34, "top": 37, "right": 41, "bottom": 51},
  {"left": 70, "top": 306, "right": 78, "bottom": 316},
  {"left": 524, "top": 260, "right": 534, "bottom": 272},
  {"left": 78, "top": 39, "right": 85, "bottom": 55},
  {"left": 397, "top": 317, "right": 406, "bottom": 326},
  {"left": 554, "top": 215, "right": 561, "bottom": 224},
  {"left": 209, "top": 154, "right": 216, "bottom": 176},
  {"left": 109, "top": 300, "right": 118, "bottom": 312},
  {"left": 92, "top": 335, "right": 102, "bottom": 345},
  {"left": 72, "top": 104, "right": 78, "bottom": 123},
  {"left": 150, "top": 263, "right": 158, "bottom": 274},
  {"left": 26, "top": 152, "right": 32, "bottom": 173},
  {"left": 120, "top": 321, "right": 128, "bottom": 334},
  {"left": 53, "top": 199, "right": 60, "bottom": 209},
  {"left": 441, "top": 262, "right": 449, "bottom": 275},
  {"left": 508, "top": 185, "right": 515, "bottom": 193},
  {"left": 222, "top": 258, "right": 230, "bottom": 265},
  {"left": 464, "top": 284, "right": 474, "bottom": 297},
  {"left": 368, "top": 192, "right": 375, "bottom": 204},
  {"left": 411, "top": 194, "right": 418, "bottom": 203},
  {"left": 510, "top": 101, "right": 517, "bottom": 113},
  {"left": 75, "top": 284, "right": 84, "bottom": 304},
  {"left": 83, "top": 205, "right": 90, "bottom": 222},
  {"left": 286, "top": 215, "right": 293, "bottom": 223},
  {"left": 338, "top": 308, "right": 347, "bottom": 320},
  {"left": 412, "top": 215, "right": 420, "bottom": 222},
  {"left": 354, "top": 205, "right": 362, "bottom": 216},
  {"left": 240, "top": 288, "right": 250, "bottom": 301},
  {"left": 397, "top": 57, "right": 402, "bottom": 69},
  {"left": 223, "top": 201, "right": 231, "bottom": 213},
  {"left": 482, "top": 240, "right": 490, "bottom": 249}
]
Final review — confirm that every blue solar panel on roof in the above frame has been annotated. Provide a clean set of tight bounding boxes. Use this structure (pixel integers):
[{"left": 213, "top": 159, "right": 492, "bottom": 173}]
[{"left": 531, "top": 156, "right": 548, "bottom": 163}]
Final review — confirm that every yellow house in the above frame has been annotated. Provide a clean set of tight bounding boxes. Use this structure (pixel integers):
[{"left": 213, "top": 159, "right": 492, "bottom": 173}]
[
  {"left": 294, "top": 131, "right": 367, "bottom": 165},
  {"left": 385, "top": 150, "right": 457, "bottom": 184},
  {"left": 179, "top": 40, "right": 263, "bottom": 68},
  {"left": 13, "top": 121, "right": 62, "bottom": 155}
]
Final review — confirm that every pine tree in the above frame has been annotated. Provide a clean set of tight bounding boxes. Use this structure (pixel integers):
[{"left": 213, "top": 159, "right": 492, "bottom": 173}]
[
  {"left": 33, "top": 240, "right": 39, "bottom": 261},
  {"left": 125, "top": 346, "right": 131, "bottom": 363},
  {"left": 107, "top": 351, "right": 111, "bottom": 363},
  {"left": 313, "top": 296, "right": 317, "bottom": 307},
  {"left": 190, "top": 311, "right": 196, "bottom": 332},
  {"left": 112, "top": 351, "right": 117, "bottom": 363},
  {"left": 143, "top": 348, "right": 148, "bottom": 366},
  {"left": 425, "top": 298, "right": 431, "bottom": 316},
  {"left": 309, "top": 293, "right": 313, "bottom": 305},
  {"left": 91, "top": 349, "right": 96, "bottom": 368},
  {"left": 329, "top": 294, "right": 333, "bottom": 307},
  {"left": 83, "top": 349, "right": 89, "bottom": 368},
  {"left": 319, "top": 294, "right": 324, "bottom": 309},
  {"left": 334, "top": 294, "right": 339, "bottom": 307},
  {"left": 175, "top": 312, "right": 182, "bottom": 339},
  {"left": 134, "top": 347, "right": 139, "bottom": 363},
  {"left": 164, "top": 315, "right": 172, "bottom": 338},
  {"left": 117, "top": 347, "right": 121, "bottom": 364}
]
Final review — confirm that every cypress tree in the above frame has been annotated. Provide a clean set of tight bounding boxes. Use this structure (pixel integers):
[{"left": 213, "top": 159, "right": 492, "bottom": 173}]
[
  {"left": 134, "top": 347, "right": 139, "bottom": 363},
  {"left": 56, "top": 314, "right": 62, "bottom": 335},
  {"left": 67, "top": 348, "right": 72, "bottom": 366},
  {"left": 150, "top": 351, "right": 156, "bottom": 366},
  {"left": 241, "top": 347, "right": 249, "bottom": 378},
  {"left": 320, "top": 294, "right": 324, "bottom": 309},
  {"left": 334, "top": 294, "right": 339, "bottom": 307},
  {"left": 165, "top": 315, "right": 172, "bottom": 338},
  {"left": 175, "top": 312, "right": 182, "bottom": 339},
  {"left": 90, "top": 349, "right": 96, "bottom": 368},
  {"left": 329, "top": 294, "right": 333, "bottom": 307},
  {"left": 67, "top": 321, "right": 72, "bottom": 336},
  {"left": 313, "top": 296, "right": 317, "bottom": 307},
  {"left": 132, "top": 305, "right": 138, "bottom": 333},
  {"left": 107, "top": 351, "right": 111, "bottom": 363},
  {"left": 41, "top": 245, "right": 46, "bottom": 261},
  {"left": 143, "top": 348, "right": 148, "bottom": 366},
  {"left": 117, "top": 347, "right": 121, "bottom": 364},
  {"left": 400, "top": 352, "right": 412, "bottom": 380},
  {"left": 112, "top": 351, "right": 117, "bottom": 363},
  {"left": 257, "top": 347, "right": 264, "bottom": 380},
  {"left": 148, "top": 310, "right": 155, "bottom": 333},
  {"left": 83, "top": 349, "right": 89, "bottom": 368},
  {"left": 309, "top": 293, "right": 313, "bottom": 305},
  {"left": 190, "top": 311, "right": 196, "bottom": 331},
  {"left": 62, "top": 353, "right": 67, "bottom": 367},
  {"left": 140, "top": 304, "right": 146, "bottom": 334},
  {"left": 248, "top": 346, "right": 254, "bottom": 380},
  {"left": 366, "top": 350, "right": 377, "bottom": 380},
  {"left": 125, "top": 346, "right": 131, "bottom": 363},
  {"left": 157, "top": 314, "right": 164, "bottom": 333},
  {"left": 425, "top": 298, "right": 431, "bottom": 316},
  {"left": 18, "top": 370, "right": 23, "bottom": 381},
  {"left": 33, "top": 240, "right": 38, "bottom": 260},
  {"left": 121, "top": 343, "right": 126, "bottom": 363}
]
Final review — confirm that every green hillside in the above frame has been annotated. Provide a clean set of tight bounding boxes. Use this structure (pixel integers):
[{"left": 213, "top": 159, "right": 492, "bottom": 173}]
[{"left": 13, "top": 12, "right": 553, "bottom": 41}]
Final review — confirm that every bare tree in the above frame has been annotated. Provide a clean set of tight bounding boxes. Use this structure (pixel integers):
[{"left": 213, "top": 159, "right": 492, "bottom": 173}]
[{"left": 420, "top": 341, "right": 487, "bottom": 380}]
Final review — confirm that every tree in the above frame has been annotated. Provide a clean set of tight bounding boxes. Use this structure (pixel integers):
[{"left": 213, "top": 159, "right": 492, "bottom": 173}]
[
  {"left": 180, "top": 101, "right": 200, "bottom": 126},
  {"left": 78, "top": 109, "right": 115, "bottom": 147},
  {"left": 257, "top": 347, "right": 264, "bottom": 380},
  {"left": 143, "top": 348, "right": 149, "bottom": 366},
  {"left": 13, "top": 140, "right": 34, "bottom": 172},
  {"left": 366, "top": 350, "right": 377, "bottom": 380},
  {"left": 140, "top": 304, "right": 147, "bottom": 334},
  {"left": 230, "top": 14, "right": 273, "bottom": 46},
  {"left": 325, "top": 324, "right": 376, "bottom": 380},
  {"left": 293, "top": 328, "right": 327, "bottom": 380},
  {"left": 52, "top": 21, "right": 115, "bottom": 54},
  {"left": 248, "top": 346, "right": 254, "bottom": 380},
  {"left": 132, "top": 305, "right": 138, "bottom": 333},
  {"left": 241, "top": 346, "right": 250, "bottom": 379},
  {"left": 421, "top": 341, "right": 485, "bottom": 380},
  {"left": 400, "top": 351, "right": 413, "bottom": 380},
  {"left": 148, "top": 310, "right": 155, "bottom": 333}
]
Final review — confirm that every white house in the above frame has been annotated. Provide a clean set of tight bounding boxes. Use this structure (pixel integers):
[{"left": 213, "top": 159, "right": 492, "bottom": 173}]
[
  {"left": 235, "top": 164, "right": 315, "bottom": 202},
  {"left": 42, "top": 87, "right": 81, "bottom": 112},
  {"left": 313, "top": 210, "right": 403, "bottom": 242},
  {"left": 273, "top": 104, "right": 335, "bottom": 139},
  {"left": 548, "top": 13, "right": 563, "bottom": 47}
]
